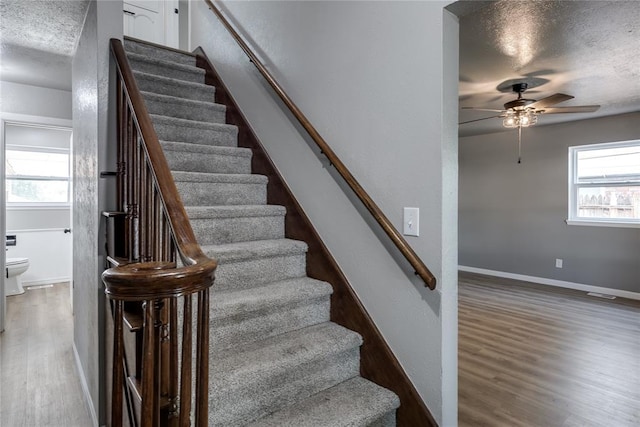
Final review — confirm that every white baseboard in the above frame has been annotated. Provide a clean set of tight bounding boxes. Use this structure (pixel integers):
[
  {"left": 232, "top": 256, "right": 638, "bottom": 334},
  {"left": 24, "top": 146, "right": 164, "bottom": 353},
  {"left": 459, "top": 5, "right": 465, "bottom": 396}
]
[
  {"left": 73, "top": 344, "right": 99, "bottom": 427},
  {"left": 23, "top": 277, "right": 71, "bottom": 287},
  {"left": 458, "top": 265, "right": 640, "bottom": 301}
]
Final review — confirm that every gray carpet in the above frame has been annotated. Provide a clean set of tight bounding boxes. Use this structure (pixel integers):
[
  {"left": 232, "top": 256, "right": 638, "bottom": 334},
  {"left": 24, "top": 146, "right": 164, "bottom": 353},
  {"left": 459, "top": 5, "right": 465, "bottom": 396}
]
[{"left": 124, "top": 38, "right": 399, "bottom": 426}]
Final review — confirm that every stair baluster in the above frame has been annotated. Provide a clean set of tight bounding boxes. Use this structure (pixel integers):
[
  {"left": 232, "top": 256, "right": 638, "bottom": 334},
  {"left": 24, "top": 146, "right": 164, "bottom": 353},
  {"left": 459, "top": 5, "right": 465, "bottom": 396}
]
[{"left": 104, "top": 39, "right": 217, "bottom": 427}]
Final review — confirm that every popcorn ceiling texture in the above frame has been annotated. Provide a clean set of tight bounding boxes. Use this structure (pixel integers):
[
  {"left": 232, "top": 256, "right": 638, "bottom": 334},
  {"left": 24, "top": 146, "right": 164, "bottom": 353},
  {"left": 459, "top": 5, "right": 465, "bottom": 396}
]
[
  {"left": 0, "top": 0, "right": 89, "bottom": 90},
  {"left": 0, "top": 0, "right": 89, "bottom": 55}
]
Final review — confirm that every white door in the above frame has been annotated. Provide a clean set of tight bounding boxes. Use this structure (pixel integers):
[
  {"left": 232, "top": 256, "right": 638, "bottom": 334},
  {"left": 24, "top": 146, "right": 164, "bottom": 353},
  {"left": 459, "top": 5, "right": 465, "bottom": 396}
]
[
  {"left": 124, "top": 1, "right": 165, "bottom": 45},
  {"left": 124, "top": 0, "right": 179, "bottom": 48}
]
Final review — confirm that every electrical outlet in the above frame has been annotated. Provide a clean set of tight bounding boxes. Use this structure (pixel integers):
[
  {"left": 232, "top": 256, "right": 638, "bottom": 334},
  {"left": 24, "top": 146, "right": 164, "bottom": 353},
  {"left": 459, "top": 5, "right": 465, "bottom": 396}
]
[
  {"left": 555, "top": 258, "right": 563, "bottom": 268},
  {"left": 403, "top": 207, "right": 419, "bottom": 236}
]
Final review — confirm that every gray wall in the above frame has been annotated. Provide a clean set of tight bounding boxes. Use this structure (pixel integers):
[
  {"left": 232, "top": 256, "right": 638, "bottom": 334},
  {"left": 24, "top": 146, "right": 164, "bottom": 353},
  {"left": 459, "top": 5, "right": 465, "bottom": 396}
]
[
  {"left": 0, "top": 81, "right": 72, "bottom": 120},
  {"left": 460, "top": 112, "right": 640, "bottom": 293},
  {"left": 72, "top": 0, "right": 120, "bottom": 424},
  {"left": 190, "top": 1, "right": 458, "bottom": 424}
]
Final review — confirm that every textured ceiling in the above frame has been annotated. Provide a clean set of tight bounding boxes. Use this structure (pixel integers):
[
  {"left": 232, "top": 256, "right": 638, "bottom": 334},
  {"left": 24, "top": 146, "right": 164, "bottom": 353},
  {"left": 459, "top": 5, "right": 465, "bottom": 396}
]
[
  {"left": 457, "top": 0, "right": 640, "bottom": 137},
  {"left": 0, "top": 0, "right": 89, "bottom": 90}
]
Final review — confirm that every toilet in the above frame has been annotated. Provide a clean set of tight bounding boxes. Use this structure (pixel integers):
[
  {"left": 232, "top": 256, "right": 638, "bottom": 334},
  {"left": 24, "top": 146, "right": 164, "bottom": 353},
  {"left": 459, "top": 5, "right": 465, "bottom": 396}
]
[{"left": 5, "top": 257, "right": 30, "bottom": 296}]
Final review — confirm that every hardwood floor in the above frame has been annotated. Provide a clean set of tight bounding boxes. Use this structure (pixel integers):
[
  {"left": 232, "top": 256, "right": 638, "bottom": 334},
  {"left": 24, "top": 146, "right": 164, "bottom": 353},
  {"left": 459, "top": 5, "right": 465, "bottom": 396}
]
[
  {"left": 0, "top": 283, "right": 92, "bottom": 426},
  {"left": 459, "top": 272, "right": 640, "bottom": 427}
]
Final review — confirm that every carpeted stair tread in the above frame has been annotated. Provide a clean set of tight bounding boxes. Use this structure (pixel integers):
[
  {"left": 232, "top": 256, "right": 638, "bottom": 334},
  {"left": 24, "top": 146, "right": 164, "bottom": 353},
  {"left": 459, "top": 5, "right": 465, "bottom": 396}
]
[
  {"left": 124, "top": 38, "right": 196, "bottom": 65},
  {"left": 142, "top": 91, "right": 223, "bottom": 110},
  {"left": 186, "top": 205, "right": 286, "bottom": 245},
  {"left": 212, "top": 322, "right": 361, "bottom": 390},
  {"left": 173, "top": 173, "right": 267, "bottom": 206},
  {"left": 212, "top": 277, "right": 333, "bottom": 321},
  {"left": 161, "top": 141, "right": 251, "bottom": 157},
  {"left": 185, "top": 205, "right": 285, "bottom": 219},
  {"left": 210, "top": 278, "right": 332, "bottom": 351},
  {"left": 172, "top": 171, "right": 267, "bottom": 184},
  {"left": 202, "top": 239, "right": 308, "bottom": 264},
  {"left": 162, "top": 142, "right": 252, "bottom": 175},
  {"left": 201, "top": 239, "right": 307, "bottom": 290},
  {"left": 209, "top": 322, "right": 363, "bottom": 425},
  {"left": 142, "top": 91, "right": 226, "bottom": 123},
  {"left": 151, "top": 114, "right": 237, "bottom": 133},
  {"left": 126, "top": 51, "right": 205, "bottom": 83},
  {"left": 133, "top": 71, "right": 216, "bottom": 102},
  {"left": 151, "top": 114, "right": 238, "bottom": 147},
  {"left": 248, "top": 377, "right": 400, "bottom": 427}
]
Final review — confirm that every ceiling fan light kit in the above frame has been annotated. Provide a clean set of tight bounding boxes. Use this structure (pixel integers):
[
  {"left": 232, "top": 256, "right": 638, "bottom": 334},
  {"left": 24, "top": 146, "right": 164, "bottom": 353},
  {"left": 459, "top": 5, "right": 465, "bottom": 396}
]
[
  {"left": 460, "top": 82, "right": 601, "bottom": 163},
  {"left": 503, "top": 109, "right": 537, "bottom": 128}
]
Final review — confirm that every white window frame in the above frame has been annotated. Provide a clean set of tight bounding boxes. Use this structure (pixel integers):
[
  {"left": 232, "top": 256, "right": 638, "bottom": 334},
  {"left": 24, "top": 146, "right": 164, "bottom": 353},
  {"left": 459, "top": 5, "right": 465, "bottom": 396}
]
[
  {"left": 567, "top": 139, "right": 640, "bottom": 228},
  {"left": 5, "top": 144, "right": 71, "bottom": 208}
]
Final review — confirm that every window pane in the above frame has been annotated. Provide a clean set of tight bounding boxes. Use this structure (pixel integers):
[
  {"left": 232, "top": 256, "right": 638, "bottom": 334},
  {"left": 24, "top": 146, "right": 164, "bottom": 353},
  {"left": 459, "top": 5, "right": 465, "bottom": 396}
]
[
  {"left": 6, "top": 179, "right": 69, "bottom": 203},
  {"left": 577, "top": 146, "right": 640, "bottom": 181},
  {"left": 577, "top": 186, "right": 640, "bottom": 220},
  {"left": 5, "top": 150, "right": 69, "bottom": 178}
]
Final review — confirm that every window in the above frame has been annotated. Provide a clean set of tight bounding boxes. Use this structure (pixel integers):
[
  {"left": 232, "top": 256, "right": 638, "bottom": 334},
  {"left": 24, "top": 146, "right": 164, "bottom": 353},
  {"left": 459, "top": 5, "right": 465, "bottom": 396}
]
[
  {"left": 568, "top": 140, "right": 640, "bottom": 227},
  {"left": 5, "top": 146, "right": 70, "bottom": 205}
]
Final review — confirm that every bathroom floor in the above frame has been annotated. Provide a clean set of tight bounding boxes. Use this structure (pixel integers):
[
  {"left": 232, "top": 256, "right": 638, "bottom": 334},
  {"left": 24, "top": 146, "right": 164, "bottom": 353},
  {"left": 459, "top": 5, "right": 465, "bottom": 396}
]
[{"left": 0, "top": 283, "right": 93, "bottom": 426}]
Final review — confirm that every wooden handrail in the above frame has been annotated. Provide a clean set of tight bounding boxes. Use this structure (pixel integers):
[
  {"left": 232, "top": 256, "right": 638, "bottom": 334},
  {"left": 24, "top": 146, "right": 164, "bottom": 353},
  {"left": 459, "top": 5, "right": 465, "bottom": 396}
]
[
  {"left": 103, "top": 261, "right": 217, "bottom": 301},
  {"left": 109, "top": 38, "right": 212, "bottom": 268},
  {"left": 104, "top": 38, "right": 215, "bottom": 427},
  {"left": 204, "top": 0, "right": 436, "bottom": 289}
]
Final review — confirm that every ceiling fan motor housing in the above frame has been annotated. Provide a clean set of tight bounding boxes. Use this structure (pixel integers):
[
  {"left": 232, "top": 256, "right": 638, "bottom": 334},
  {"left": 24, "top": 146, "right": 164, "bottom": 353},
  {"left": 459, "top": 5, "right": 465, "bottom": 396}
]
[
  {"left": 504, "top": 98, "right": 536, "bottom": 110},
  {"left": 504, "top": 82, "right": 536, "bottom": 110}
]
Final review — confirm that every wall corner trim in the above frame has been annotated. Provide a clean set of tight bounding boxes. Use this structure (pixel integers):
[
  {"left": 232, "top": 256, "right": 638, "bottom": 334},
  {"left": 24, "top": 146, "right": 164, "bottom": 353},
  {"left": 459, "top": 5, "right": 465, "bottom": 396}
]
[
  {"left": 459, "top": 266, "right": 640, "bottom": 301},
  {"left": 72, "top": 343, "right": 100, "bottom": 427}
]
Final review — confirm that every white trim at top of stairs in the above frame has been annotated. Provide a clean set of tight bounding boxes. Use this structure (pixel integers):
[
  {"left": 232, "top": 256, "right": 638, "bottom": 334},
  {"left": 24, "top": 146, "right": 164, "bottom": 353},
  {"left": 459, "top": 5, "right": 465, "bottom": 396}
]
[{"left": 459, "top": 265, "right": 640, "bottom": 301}]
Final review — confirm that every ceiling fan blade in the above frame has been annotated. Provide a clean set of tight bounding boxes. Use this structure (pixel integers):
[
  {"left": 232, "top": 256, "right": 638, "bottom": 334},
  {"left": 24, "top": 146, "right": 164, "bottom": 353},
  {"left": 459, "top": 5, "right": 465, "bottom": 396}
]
[
  {"left": 537, "top": 105, "right": 601, "bottom": 114},
  {"left": 459, "top": 115, "right": 503, "bottom": 125},
  {"left": 461, "top": 107, "right": 505, "bottom": 113},
  {"left": 527, "top": 93, "right": 574, "bottom": 109}
]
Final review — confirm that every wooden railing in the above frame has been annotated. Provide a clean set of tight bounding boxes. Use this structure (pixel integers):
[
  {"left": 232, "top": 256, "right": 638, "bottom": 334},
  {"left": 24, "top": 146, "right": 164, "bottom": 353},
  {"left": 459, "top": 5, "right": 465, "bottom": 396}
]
[
  {"left": 204, "top": 0, "right": 436, "bottom": 289},
  {"left": 102, "top": 38, "right": 216, "bottom": 427}
]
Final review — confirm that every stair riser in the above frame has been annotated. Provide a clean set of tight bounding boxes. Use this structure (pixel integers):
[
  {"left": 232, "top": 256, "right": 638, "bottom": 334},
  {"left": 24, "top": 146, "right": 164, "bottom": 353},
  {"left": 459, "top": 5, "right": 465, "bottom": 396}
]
[
  {"left": 164, "top": 150, "right": 251, "bottom": 174},
  {"left": 212, "top": 297, "right": 331, "bottom": 352},
  {"left": 191, "top": 215, "right": 285, "bottom": 245},
  {"left": 145, "top": 96, "right": 226, "bottom": 123},
  {"left": 211, "top": 254, "right": 307, "bottom": 291},
  {"left": 210, "top": 348, "right": 360, "bottom": 427},
  {"left": 125, "top": 41, "right": 196, "bottom": 66},
  {"left": 128, "top": 57, "right": 204, "bottom": 83},
  {"left": 370, "top": 412, "right": 397, "bottom": 427},
  {"left": 154, "top": 121, "right": 238, "bottom": 147},
  {"left": 175, "top": 181, "right": 266, "bottom": 206},
  {"left": 135, "top": 73, "right": 216, "bottom": 103}
]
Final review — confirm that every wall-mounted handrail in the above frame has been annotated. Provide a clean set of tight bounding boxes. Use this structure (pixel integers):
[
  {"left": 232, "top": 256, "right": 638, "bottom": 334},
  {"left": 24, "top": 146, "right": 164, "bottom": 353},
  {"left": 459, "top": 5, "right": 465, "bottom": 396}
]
[{"left": 204, "top": 0, "right": 436, "bottom": 289}]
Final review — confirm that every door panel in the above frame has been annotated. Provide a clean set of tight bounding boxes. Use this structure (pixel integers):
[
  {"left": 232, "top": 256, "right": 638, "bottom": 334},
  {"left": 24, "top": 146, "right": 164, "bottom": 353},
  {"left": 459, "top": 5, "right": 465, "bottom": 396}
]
[{"left": 123, "top": 2, "right": 164, "bottom": 45}]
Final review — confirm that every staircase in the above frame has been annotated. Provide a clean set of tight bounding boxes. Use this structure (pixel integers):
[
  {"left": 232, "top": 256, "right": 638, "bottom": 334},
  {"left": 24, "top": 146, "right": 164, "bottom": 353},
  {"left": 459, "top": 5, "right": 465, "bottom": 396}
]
[{"left": 123, "top": 38, "right": 400, "bottom": 426}]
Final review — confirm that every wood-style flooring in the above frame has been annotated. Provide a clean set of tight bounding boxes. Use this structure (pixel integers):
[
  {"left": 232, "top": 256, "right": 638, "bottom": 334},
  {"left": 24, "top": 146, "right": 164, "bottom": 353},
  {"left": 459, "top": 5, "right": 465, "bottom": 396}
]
[
  {"left": 0, "top": 283, "right": 92, "bottom": 426},
  {"left": 459, "top": 272, "right": 640, "bottom": 427}
]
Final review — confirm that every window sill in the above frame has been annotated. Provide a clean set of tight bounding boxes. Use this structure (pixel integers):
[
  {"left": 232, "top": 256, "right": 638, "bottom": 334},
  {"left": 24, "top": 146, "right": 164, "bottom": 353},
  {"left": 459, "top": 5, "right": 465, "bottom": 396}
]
[
  {"left": 566, "top": 219, "right": 640, "bottom": 229},
  {"left": 7, "top": 204, "right": 71, "bottom": 210}
]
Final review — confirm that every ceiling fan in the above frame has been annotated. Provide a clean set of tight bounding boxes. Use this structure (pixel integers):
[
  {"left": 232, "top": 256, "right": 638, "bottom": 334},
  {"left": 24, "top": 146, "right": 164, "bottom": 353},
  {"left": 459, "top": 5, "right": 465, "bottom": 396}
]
[{"left": 460, "top": 82, "right": 600, "bottom": 163}]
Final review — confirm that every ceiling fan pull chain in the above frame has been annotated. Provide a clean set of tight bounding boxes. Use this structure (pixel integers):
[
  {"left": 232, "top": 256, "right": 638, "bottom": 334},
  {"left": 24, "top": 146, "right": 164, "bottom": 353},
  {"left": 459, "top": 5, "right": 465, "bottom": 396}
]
[{"left": 517, "top": 126, "right": 522, "bottom": 164}]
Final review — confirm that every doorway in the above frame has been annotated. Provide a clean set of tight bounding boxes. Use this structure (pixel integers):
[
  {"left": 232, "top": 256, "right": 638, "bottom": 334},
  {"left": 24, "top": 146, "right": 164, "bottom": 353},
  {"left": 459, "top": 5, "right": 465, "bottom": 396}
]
[{"left": 1, "top": 117, "right": 74, "bottom": 332}]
